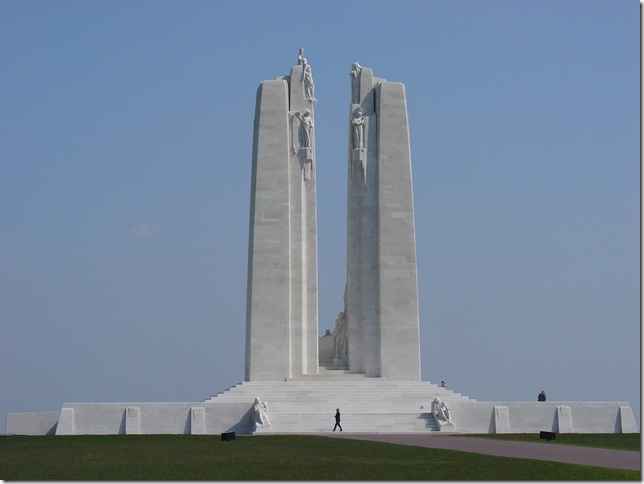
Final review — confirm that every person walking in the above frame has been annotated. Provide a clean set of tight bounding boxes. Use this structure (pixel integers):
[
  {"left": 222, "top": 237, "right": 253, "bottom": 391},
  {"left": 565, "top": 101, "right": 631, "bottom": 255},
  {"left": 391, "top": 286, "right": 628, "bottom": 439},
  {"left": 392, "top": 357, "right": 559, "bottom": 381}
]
[{"left": 333, "top": 408, "right": 343, "bottom": 432}]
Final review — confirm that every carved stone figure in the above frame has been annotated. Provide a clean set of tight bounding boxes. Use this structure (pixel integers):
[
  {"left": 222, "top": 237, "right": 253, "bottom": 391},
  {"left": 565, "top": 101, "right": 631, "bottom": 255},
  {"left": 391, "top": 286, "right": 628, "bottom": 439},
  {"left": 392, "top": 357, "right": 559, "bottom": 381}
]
[
  {"left": 290, "top": 110, "right": 313, "bottom": 151},
  {"left": 298, "top": 109, "right": 313, "bottom": 148},
  {"left": 350, "top": 62, "right": 363, "bottom": 104},
  {"left": 301, "top": 57, "right": 317, "bottom": 105},
  {"left": 289, "top": 109, "right": 314, "bottom": 182},
  {"left": 252, "top": 397, "right": 270, "bottom": 431},
  {"left": 332, "top": 311, "right": 348, "bottom": 362},
  {"left": 352, "top": 108, "right": 366, "bottom": 150},
  {"left": 431, "top": 397, "right": 452, "bottom": 423}
]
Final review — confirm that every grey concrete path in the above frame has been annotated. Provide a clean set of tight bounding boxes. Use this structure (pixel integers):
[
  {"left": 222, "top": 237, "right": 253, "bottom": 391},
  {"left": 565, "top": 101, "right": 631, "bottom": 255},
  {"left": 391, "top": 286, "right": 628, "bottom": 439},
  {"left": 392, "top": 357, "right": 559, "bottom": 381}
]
[{"left": 325, "top": 433, "right": 641, "bottom": 471}]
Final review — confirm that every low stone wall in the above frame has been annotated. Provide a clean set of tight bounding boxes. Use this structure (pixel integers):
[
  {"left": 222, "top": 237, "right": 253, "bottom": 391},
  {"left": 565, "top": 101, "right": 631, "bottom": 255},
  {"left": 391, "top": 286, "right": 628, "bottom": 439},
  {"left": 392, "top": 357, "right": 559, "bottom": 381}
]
[
  {"left": 5, "top": 412, "right": 60, "bottom": 435},
  {"left": 6, "top": 402, "right": 254, "bottom": 436},
  {"left": 56, "top": 402, "right": 254, "bottom": 435},
  {"left": 6, "top": 400, "right": 637, "bottom": 435},
  {"left": 448, "top": 401, "right": 638, "bottom": 434}
]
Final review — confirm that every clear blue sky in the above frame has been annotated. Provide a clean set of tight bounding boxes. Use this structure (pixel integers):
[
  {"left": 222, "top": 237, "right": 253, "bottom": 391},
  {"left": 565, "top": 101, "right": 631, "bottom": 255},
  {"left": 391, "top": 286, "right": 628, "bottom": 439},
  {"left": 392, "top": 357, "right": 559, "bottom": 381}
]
[{"left": 1, "top": 0, "right": 639, "bottom": 431}]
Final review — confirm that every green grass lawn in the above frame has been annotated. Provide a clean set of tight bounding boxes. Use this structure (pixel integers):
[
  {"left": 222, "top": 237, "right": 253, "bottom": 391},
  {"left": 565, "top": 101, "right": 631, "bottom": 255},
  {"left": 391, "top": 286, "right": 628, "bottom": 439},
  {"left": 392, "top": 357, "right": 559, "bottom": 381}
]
[{"left": 0, "top": 434, "right": 639, "bottom": 480}]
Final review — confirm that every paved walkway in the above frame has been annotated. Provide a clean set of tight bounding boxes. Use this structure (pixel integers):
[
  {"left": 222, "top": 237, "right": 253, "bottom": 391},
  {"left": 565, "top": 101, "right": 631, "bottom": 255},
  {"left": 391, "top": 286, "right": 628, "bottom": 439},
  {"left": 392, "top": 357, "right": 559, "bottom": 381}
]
[{"left": 325, "top": 433, "right": 641, "bottom": 471}]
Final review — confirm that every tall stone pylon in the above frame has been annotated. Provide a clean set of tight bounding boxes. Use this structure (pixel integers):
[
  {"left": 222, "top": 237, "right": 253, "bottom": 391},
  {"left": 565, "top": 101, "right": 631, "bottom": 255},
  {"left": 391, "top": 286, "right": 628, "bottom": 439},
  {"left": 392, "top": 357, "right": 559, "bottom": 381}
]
[
  {"left": 245, "top": 50, "right": 319, "bottom": 381},
  {"left": 344, "top": 63, "right": 421, "bottom": 380}
]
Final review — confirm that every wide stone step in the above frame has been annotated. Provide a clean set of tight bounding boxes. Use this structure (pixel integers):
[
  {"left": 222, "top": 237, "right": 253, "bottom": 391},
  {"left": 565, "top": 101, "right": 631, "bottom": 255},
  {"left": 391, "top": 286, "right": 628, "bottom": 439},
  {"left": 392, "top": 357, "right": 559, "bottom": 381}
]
[
  {"left": 255, "top": 412, "right": 439, "bottom": 433},
  {"left": 289, "top": 371, "right": 362, "bottom": 380},
  {"left": 318, "top": 365, "right": 350, "bottom": 371},
  {"left": 209, "top": 381, "right": 467, "bottom": 391},
  {"left": 205, "top": 381, "right": 473, "bottom": 399},
  {"left": 209, "top": 387, "right": 470, "bottom": 398},
  {"left": 208, "top": 394, "right": 470, "bottom": 405}
]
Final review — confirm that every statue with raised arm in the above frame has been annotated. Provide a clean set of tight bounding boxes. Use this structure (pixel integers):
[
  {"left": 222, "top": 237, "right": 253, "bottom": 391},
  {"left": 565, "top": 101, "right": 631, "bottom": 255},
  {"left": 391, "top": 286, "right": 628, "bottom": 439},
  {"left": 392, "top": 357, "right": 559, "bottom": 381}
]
[
  {"left": 301, "top": 56, "right": 317, "bottom": 105},
  {"left": 352, "top": 108, "right": 366, "bottom": 150},
  {"left": 350, "top": 62, "right": 363, "bottom": 104}
]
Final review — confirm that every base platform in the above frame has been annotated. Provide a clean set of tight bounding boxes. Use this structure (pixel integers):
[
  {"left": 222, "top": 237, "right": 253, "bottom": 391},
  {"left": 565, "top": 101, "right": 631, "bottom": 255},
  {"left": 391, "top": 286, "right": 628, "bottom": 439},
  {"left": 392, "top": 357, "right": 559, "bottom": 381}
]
[{"left": 5, "top": 378, "right": 638, "bottom": 435}]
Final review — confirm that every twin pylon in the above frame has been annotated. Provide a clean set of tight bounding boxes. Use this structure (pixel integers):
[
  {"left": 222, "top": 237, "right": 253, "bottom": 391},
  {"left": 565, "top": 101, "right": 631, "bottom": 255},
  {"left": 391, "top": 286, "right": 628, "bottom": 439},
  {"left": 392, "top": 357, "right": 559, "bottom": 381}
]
[{"left": 245, "top": 52, "right": 421, "bottom": 382}]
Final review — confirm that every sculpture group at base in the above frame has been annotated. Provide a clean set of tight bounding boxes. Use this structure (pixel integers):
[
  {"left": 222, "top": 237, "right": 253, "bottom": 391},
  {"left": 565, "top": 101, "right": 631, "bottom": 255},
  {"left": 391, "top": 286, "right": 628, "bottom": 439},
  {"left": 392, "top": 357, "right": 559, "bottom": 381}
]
[
  {"left": 252, "top": 397, "right": 270, "bottom": 431},
  {"left": 431, "top": 397, "right": 452, "bottom": 428}
]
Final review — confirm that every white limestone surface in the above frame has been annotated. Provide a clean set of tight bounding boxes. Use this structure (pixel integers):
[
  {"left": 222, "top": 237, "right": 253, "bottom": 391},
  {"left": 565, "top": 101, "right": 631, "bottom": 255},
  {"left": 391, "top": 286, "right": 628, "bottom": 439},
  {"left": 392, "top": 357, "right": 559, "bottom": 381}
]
[
  {"left": 375, "top": 80, "right": 421, "bottom": 381},
  {"left": 52, "top": 401, "right": 253, "bottom": 435},
  {"left": 344, "top": 66, "right": 420, "bottom": 380},
  {"left": 246, "top": 56, "right": 319, "bottom": 382},
  {"left": 6, "top": 382, "right": 637, "bottom": 435},
  {"left": 5, "top": 57, "right": 637, "bottom": 439},
  {"left": 245, "top": 79, "right": 291, "bottom": 382},
  {"left": 5, "top": 411, "right": 59, "bottom": 435}
]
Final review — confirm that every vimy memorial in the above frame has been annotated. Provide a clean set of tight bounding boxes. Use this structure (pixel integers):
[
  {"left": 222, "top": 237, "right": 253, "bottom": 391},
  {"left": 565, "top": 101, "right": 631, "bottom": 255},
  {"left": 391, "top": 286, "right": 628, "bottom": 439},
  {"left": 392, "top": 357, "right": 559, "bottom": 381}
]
[{"left": 6, "top": 51, "right": 637, "bottom": 435}]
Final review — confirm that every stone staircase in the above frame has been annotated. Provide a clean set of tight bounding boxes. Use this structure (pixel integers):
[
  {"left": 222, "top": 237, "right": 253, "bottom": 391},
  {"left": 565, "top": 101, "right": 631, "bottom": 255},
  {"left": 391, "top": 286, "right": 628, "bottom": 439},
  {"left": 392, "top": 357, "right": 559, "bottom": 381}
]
[{"left": 204, "top": 376, "right": 474, "bottom": 433}]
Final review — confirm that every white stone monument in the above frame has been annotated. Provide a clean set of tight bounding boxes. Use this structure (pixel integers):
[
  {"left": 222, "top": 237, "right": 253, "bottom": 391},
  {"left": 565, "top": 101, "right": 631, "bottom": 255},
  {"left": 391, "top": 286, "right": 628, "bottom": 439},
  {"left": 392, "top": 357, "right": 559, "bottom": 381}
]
[
  {"left": 5, "top": 52, "right": 637, "bottom": 436},
  {"left": 246, "top": 53, "right": 421, "bottom": 382},
  {"left": 245, "top": 50, "right": 319, "bottom": 381},
  {"left": 343, "top": 65, "right": 421, "bottom": 380}
]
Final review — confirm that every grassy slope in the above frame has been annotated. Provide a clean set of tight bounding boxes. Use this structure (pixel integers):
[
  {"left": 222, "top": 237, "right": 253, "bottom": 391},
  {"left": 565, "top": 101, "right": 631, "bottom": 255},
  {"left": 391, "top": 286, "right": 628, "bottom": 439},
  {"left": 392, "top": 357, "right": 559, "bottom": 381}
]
[{"left": 0, "top": 434, "right": 639, "bottom": 480}]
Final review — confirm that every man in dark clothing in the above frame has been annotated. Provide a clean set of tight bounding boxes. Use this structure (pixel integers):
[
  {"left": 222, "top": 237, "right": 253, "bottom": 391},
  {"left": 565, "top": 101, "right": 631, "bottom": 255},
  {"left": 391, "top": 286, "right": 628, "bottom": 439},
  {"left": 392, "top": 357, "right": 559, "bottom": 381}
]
[
  {"left": 538, "top": 390, "right": 547, "bottom": 402},
  {"left": 333, "top": 408, "right": 343, "bottom": 432}
]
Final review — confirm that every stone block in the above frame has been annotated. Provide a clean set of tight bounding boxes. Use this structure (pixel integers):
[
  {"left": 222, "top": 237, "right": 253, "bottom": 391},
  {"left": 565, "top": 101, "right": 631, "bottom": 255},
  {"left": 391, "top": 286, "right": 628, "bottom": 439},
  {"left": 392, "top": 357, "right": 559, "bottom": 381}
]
[
  {"left": 55, "top": 407, "right": 74, "bottom": 435},
  {"left": 191, "top": 407, "right": 206, "bottom": 435},
  {"left": 125, "top": 406, "right": 140, "bottom": 434},
  {"left": 5, "top": 412, "right": 59, "bottom": 435},
  {"left": 556, "top": 405, "right": 573, "bottom": 433},
  {"left": 494, "top": 406, "right": 510, "bottom": 433},
  {"left": 619, "top": 406, "right": 638, "bottom": 433}
]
